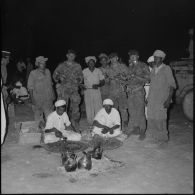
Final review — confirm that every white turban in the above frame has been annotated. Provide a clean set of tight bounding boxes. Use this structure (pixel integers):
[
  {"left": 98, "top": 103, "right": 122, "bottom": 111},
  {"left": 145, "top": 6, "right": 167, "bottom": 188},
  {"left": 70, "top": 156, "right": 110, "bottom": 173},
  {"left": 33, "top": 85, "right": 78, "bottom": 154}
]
[
  {"left": 35, "top": 56, "right": 48, "bottom": 66},
  {"left": 103, "top": 99, "right": 114, "bottom": 106},
  {"left": 147, "top": 56, "right": 154, "bottom": 63},
  {"left": 55, "top": 100, "right": 66, "bottom": 107},
  {"left": 85, "top": 56, "right": 97, "bottom": 64},
  {"left": 153, "top": 50, "right": 166, "bottom": 59},
  {"left": 15, "top": 81, "right": 22, "bottom": 87}
]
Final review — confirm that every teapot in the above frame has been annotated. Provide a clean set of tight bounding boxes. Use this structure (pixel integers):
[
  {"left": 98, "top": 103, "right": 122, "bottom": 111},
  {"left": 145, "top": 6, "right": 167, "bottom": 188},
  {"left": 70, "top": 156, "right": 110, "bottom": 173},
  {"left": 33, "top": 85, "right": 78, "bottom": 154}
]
[
  {"left": 63, "top": 151, "right": 78, "bottom": 172},
  {"left": 78, "top": 151, "right": 92, "bottom": 171},
  {"left": 92, "top": 145, "right": 103, "bottom": 160}
]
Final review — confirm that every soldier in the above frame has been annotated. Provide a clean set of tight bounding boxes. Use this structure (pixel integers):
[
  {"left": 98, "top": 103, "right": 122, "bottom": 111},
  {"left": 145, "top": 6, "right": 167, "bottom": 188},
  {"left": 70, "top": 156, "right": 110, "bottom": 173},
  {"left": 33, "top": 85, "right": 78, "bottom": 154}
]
[
  {"left": 28, "top": 56, "right": 55, "bottom": 123},
  {"left": 1, "top": 79, "right": 6, "bottom": 144},
  {"left": 53, "top": 50, "right": 83, "bottom": 131},
  {"left": 107, "top": 52, "right": 129, "bottom": 130},
  {"left": 126, "top": 50, "right": 150, "bottom": 140},
  {"left": 1, "top": 50, "right": 11, "bottom": 110},
  {"left": 98, "top": 53, "right": 111, "bottom": 100}
]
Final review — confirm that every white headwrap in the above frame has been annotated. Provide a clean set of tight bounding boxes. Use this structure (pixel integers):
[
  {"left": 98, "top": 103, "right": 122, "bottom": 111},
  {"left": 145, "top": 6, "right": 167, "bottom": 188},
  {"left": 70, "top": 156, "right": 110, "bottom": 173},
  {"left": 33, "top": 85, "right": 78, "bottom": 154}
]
[
  {"left": 85, "top": 56, "right": 97, "bottom": 64},
  {"left": 15, "top": 81, "right": 22, "bottom": 87},
  {"left": 55, "top": 100, "right": 66, "bottom": 107},
  {"left": 103, "top": 99, "right": 114, "bottom": 106},
  {"left": 153, "top": 50, "right": 166, "bottom": 59},
  {"left": 35, "top": 56, "right": 48, "bottom": 66},
  {"left": 147, "top": 56, "right": 154, "bottom": 63}
]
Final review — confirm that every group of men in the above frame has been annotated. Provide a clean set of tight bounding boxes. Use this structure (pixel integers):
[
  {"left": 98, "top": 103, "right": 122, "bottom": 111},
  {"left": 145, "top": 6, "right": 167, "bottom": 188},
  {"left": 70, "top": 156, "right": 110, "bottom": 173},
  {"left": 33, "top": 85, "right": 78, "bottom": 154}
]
[{"left": 1, "top": 48, "right": 176, "bottom": 146}]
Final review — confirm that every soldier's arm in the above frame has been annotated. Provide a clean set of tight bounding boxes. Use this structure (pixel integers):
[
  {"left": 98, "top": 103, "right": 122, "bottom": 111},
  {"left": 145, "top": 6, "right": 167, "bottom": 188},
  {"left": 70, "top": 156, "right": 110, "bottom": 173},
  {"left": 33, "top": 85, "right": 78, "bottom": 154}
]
[
  {"left": 134, "top": 64, "right": 150, "bottom": 83},
  {"left": 75, "top": 64, "right": 84, "bottom": 84},
  {"left": 98, "top": 69, "right": 105, "bottom": 87},
  {"left": 53, "top": 63, "right": 64, "bottom": 82},
  {"left": 27, "top": 71, "right": 35, "bottom": 103}
]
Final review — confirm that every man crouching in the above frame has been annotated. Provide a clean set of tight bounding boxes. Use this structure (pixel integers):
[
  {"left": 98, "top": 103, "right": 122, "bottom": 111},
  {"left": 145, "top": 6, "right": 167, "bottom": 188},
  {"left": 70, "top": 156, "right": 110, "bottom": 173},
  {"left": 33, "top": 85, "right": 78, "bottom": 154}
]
[
  {"left": 43, "top": 99, "right": 81, "bottom": 144},
  {"left": 92, "top": 99, "right": 122, "bottom": 138}
]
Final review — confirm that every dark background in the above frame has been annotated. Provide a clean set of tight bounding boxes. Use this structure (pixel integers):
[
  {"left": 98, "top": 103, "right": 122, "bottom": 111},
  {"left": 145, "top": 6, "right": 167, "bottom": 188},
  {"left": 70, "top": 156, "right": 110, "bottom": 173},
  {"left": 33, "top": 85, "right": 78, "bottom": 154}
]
[{"left": 1, "top": 0, "right": 194, "bottom": 73}]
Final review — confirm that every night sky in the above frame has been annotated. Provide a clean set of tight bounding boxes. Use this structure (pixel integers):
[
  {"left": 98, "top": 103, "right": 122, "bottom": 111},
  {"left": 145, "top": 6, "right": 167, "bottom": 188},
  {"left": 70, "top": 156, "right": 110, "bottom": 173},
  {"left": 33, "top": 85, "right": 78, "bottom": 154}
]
[{"left": 1, "top": 0, "right": 194, "bottom": 72}]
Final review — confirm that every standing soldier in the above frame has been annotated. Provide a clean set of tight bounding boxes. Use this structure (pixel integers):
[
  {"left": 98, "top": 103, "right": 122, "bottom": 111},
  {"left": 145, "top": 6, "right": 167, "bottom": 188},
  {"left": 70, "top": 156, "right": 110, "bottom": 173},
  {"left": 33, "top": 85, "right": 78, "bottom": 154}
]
[
  {"left": 107, "top": 52, "right": 129, "bottom": 130},
  {"left": 53, "top": 50, "right": 83, "bottom": 130},
  {"left": 126, "top": 50, "right": 150, "bottom": 140},
  {"left": 98, "top": 53, "right": 110, "bottom": 101},
  {"left": 28, "top": 56, "right": 55, "bottom": 123},
  {"left": 1, "top": 50, "right": 11, "bottom": 110},
  {"left": 1, "top": 79, "right": 7, "bottom": 144}
]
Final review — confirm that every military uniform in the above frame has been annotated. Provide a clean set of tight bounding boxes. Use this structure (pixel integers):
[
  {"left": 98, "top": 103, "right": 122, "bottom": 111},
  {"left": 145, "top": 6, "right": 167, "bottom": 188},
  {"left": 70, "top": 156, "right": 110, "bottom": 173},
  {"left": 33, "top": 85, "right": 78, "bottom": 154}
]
[
  {"left": 126, "top": 61, "right": 150, "bottom": 135},
  {"left": 53, "top": 61, "right": 83, "bottom": 122},
  {"left": 107, "top": 62, "right": 129, "bottom": 128},
  {"left": 28, "top": 68, "right": 55, "bottom": 122},
  {"left": 99, "top": 65, "right": 110, "bottom": 101}
]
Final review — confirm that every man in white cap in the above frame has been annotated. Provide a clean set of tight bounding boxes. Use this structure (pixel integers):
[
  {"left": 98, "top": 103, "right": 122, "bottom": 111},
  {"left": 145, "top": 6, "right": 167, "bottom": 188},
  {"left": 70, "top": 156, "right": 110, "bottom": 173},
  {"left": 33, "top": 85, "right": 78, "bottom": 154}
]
[
  {"left": 145, "top": 50, "right": 176, "bottom": 145},
  {"left": 82, "top": 56, "right": 105, "bottom": 125},
  {"left": 43, "top": 99, "right": 81, "bottom": 143},
  {"left": 27, "top": 56, "right": 55, "bottom": 122},
  {"left": 53, "top": 50, "right": 83, "bottom": 130},
  {"left": 98, "top": 53, "right": 111, "bottom": 100},
  {"left": 92, "top": 98, "right": 122, "bottom": 138}
]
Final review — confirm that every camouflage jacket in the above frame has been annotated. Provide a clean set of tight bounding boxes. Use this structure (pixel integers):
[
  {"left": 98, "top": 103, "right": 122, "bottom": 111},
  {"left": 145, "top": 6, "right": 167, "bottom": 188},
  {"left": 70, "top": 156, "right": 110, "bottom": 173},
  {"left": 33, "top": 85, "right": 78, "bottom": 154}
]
[
  {"left": 107, "top": 62, "right": 129, "bottom": 93},
  {"left": 99, "top": 65, "right": 111, "bottom": 84},
  {"left": 53, "top": 61, "right": 83, "bottom": 90},
  {"left": 127, "top": 61, "right": 150, "bottom": 90}
]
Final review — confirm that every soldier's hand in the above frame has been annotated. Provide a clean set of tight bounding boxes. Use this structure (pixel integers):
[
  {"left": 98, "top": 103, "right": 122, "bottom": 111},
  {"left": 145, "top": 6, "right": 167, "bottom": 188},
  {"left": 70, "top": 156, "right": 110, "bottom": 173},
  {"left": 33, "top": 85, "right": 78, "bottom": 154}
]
[
  {"left": 145, "top": 98, "right": 148, "bottom": 106},
  {"left": 79, "top": 84, "right": 86, "bottom": 90},
  {"left": 76, "top": 78, "right": 81, "bottom": 83}
]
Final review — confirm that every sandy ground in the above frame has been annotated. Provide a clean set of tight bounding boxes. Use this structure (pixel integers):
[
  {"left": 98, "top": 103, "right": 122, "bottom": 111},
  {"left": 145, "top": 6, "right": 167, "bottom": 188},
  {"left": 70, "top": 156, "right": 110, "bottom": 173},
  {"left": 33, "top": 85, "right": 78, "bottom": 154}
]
[{"left": 1, "top": 103, "right": 193, "bottom": 194}]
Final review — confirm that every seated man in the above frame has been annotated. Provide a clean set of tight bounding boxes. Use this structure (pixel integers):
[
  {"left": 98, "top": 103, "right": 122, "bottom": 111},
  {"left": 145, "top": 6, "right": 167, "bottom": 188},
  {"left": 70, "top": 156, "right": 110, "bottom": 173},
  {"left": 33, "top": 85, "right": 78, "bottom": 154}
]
[
  {"left": 10, "top": 81, "right": 29, "bottom": 103},
  {"left": 43, "top": 99, "right": 81, "bottom": 144},
  {"left": 92, "top": 99, "right": 122, "bottom": 138}
]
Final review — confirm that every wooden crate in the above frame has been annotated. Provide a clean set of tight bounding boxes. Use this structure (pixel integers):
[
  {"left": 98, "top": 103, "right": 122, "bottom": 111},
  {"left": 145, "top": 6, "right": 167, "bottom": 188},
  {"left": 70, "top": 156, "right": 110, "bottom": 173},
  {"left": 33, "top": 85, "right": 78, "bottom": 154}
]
[
  {"left": 18, "top": 121, "right": 42, "bottom": 145},
  {"left": 20, "top": 121, "right": 40, "bottom": 133},
  {"left": 19, "top": 132, "right": 42, "bottom": 145}
]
